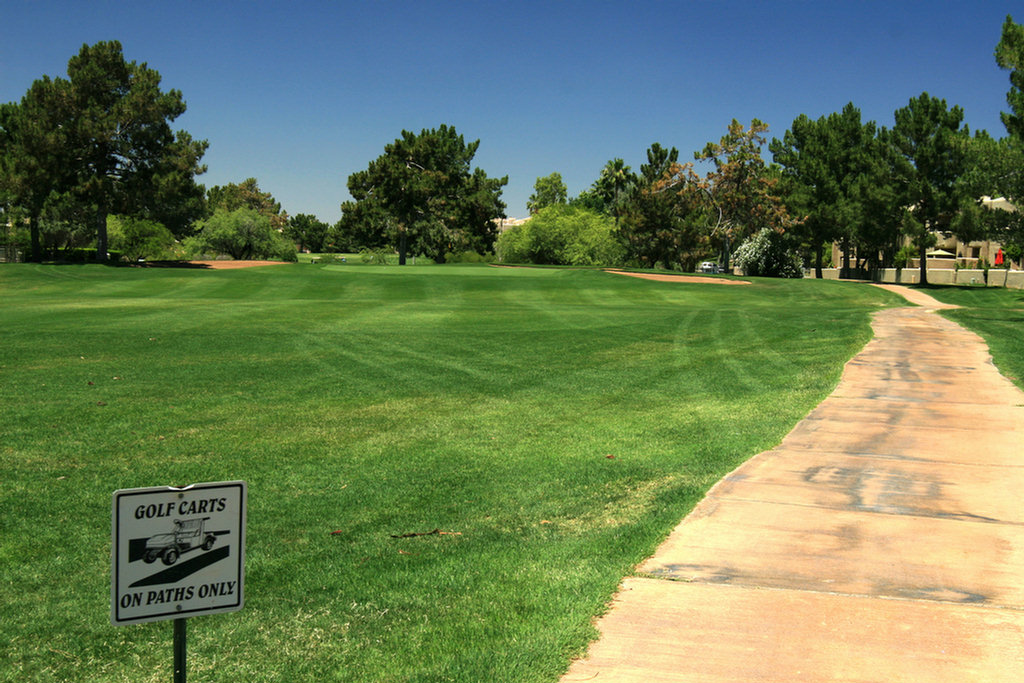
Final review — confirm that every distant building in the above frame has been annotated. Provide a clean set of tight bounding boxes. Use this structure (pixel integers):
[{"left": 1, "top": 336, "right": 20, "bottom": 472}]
[
  {"left": 831, "top": 196, "right": 1019, "bottom": 272},
  {"left": 495, "top": 216, "right": 529, "bottom": 233}
]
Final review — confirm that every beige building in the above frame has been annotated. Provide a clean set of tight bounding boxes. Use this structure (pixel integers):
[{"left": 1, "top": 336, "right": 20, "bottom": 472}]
[
  {"left": 831, "top": 196, "right": 1020, "bottom": 273},
  {"left": 494, "top": 216, "right": 529, "bottom": 233}
]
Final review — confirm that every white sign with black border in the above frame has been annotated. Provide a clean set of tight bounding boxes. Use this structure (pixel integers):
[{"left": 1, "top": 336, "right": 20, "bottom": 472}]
[{"left": 111, "top": 481, "right": 246, "bottom": 625}]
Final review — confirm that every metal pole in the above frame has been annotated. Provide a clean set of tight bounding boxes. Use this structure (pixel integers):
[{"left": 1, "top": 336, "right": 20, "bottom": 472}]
[{"left": 173, "top": 618, "right": 187, "bottom": 683}]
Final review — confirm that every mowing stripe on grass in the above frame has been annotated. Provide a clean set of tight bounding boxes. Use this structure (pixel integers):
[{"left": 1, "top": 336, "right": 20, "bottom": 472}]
[{"left": 0, "top": 263, "right": 901, "bottom": 683}]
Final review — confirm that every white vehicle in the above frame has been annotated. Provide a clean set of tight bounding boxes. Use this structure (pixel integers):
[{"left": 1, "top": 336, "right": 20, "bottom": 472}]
[{"left": 699, "top": 261, "right": 720, "bottom": 274}]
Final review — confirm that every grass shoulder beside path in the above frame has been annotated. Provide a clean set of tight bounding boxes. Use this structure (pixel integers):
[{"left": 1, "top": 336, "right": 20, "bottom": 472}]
[
  {"left": 0, "top": 264, "right": 899, "bottom": 682},
  {"left": 915, "top": 285, "right": 1024, "bottom": 391}
]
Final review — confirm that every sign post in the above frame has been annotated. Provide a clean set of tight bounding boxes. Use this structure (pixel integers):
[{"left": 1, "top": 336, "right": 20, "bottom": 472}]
[
  {"left": 174, "top": 618, "right": 186, "bottom": 683},
  {"left": 112, "top": 481, "right": 246, "bottom": 681}
]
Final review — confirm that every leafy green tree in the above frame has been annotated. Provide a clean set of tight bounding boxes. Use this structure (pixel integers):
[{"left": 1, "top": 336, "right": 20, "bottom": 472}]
[
  {"left": 772, "top": 104, "right": 888, "bottom": 277},
  {"left": 340, "top": 125, "right": 507, "bottom": 264},
  {"left": 996, "top": 14, "right": 1024, "bottom": 140},
  {"left": 620, "top": 160, "right": 708, "bottom": 270},
  {"left": 0, "top": 78, "right": 74, "bottom": 261},
  {"left": 207, "top": 178, "right": 287, "bottom": 229},
  {"left": 978, "top": 15, "right": 1024, "bottom": 261},
  {"left": 190, "top": 207, "right": 296, "bottom": 261},
  {"left": 567, "top": 188, "right": 606, "bottom": 213},
  {"left": 443, "top": 166, "right": 507, "bottom": 259},
  {"left": 527, "top": 172, "right": 567, "bottom": 214},
  {"left": 889, "top": 93, "right": 971, "bottom": 284},
  {"left": 950, "top": 128, "right": 1022, "bottom": 256},
  {"left": 496, "top": 204, "right": 622, "bottom": 266},
  {"left": 107, "top": 215, "right": 175, "bottom": 261},
  {"left": 145, "top": 131, "right": 208, "bottom": 237},
  {"left": 285, "top": 214, "right": 330, "bottom": 252},
  {"left": 37, "top": 191, "right": 94, "bottom": 259},
  {"left": 63, "top": 41, "right": 205, "bottom": 261},
  {"left": 570, "top": 144, "right": 679, "bottom": 241},
  {"left": 331, "top": 200, "right": 390, "bottom": 253},
  {"left": 2, "top": 42, "right": 206, "bottom": 261},
  {"left": 593, "top": 158, "right": 636, "bottom": 225},
  {"left": 967, "top": 137, "right": 1024, "bottom": 261},
  {"left": 942, "top": 16, "right": 1024, "bottom": 269},
  {"left": 696, "top": 119, "right": 792, "bottom": 270},
  {"left": 639, "top": 143, "right": 679, "bottom": 186},
  {"left": 849, "top": 134, "right": 904, "bottom": 273}
]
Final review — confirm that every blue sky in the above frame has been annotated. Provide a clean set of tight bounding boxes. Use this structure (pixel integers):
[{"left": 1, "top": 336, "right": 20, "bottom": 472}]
[{"left": 1, "top": 1, "right": 1019, "bottom": 223}]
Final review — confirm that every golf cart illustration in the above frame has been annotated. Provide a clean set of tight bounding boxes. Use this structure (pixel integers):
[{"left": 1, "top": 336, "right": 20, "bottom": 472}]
[{"left": 143, "top": 517, "right": 216, "bottom": 565}]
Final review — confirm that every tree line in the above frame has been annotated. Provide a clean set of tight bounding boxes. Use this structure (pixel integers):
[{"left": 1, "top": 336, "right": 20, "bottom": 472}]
[
  {"left": 506, "top": 15, "right": 1024, "bottom": 282},
  {"left": 0, "top": 41, "right": 508, "bottom": 265},
  {"left": 4, "top": 18, "right": 1024, "bottom": 275},
  {"left": 0, "top": 41, "right": 302, "bottom": 263}
]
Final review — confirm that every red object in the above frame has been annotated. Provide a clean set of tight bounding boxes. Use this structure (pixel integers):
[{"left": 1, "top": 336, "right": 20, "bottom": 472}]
[{"left": 995, "top": 248, "right": 1005, "bottom": 266}]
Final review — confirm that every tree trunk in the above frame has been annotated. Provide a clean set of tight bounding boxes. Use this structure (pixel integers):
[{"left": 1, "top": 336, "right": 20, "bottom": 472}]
[
  {"left": 814, "top": 239, "right": 823, "bottom": 279},
  {"left": 398, "top": 231, "right": 407, "bottom": 266},
  {"left": 918, "top": 241, "right": 928, "bottom": 286},
  {"left": 95, "top": 203, "right": 109, "bottom": 262},
  {"left": 29, "top": 214, "right": 42, "bottom": 263},
  {"left": 841, "top": 237, "right": 850, "bottom": 279}
]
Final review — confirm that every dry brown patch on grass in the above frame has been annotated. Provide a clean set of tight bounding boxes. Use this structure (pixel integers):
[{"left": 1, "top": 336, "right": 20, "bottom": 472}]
[
  {"left": 605, "top": 269, "right": 751, "bottom": 285},
  {"left": 188, "top": 260, "right": 292, "bottom": 269}
]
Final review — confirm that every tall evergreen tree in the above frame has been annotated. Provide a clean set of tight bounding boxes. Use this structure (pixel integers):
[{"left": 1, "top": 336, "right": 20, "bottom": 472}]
[
  {"left": 620, "top": 161, "right": 707, "bottom": 270},
  {"left": 207, "top": 178, "right": 287, "bottom": 229},
  {"left": 985, "top": 15, "right": 1024, "bottom": 260},
  {"left": 0, "top": 78, "right": 74, "bottom": 261},
  {"left": 772, "top": 104, "right": 888, "bottom": 278},
  {"left": 696, "top": 119, "right": 791, "bottom": 270},
  {"left": 996, "top": 14, "right": 1024, "bottom": 140},
  {"left": 340, "top": 125, "right": 507, "bottom": 264},
  {"left": 639, "top": 142, "right": 679, "bottom": 186},
  {"left": 889, "top": 93, "right": 970, "bottom": 285},
  {"left": 619, "top": 143, "right": 706, "bottom": 270},
  {"left": 2, "top": 42, "right": 206, "bottom": 260},
  {"left": 64, "top": 41, "right": 204, "bottom": 260},
  {"left": 285, "top": 213, "right": 330, "bottom": 253}
]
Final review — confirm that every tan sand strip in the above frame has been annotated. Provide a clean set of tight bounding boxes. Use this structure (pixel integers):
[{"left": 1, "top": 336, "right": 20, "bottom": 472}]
[
  {"left": 188, "top": 260, "right": 291, "bottom": 269},
  {"left": 562, "top": 285, "right": 1024, "bottom": 682},
  {"left": 604, "top": 269, "right": 751, "bottom": 285}
]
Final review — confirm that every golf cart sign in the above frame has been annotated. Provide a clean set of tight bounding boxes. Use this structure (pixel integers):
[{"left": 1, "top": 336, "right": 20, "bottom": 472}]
[{"left": 111, "top": 481, "right": 246, "bottom": 625}]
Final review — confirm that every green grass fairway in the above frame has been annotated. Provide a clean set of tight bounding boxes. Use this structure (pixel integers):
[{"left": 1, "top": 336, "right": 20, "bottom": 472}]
[{"left": 1, "top": 263, "right": 900, "bottom": 682}]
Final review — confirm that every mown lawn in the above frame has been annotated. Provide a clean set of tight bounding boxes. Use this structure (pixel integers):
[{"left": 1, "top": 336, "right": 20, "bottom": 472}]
[{"left": 0, "top": 263, "right": 900, "bottom": 682}]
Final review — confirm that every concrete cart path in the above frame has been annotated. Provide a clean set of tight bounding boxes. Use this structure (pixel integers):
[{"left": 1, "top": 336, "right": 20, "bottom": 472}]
[{"left": 562, "top": 286, "right": 1024, "bottom": 682}]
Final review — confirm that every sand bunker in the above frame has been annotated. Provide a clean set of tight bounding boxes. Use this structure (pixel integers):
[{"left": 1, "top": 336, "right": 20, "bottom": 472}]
[
  {"left": 186, "top": 260, "right": 291, "bottom": 269},
  {"left": 605, "top": 269, "right": 750, "bottom": 285}
]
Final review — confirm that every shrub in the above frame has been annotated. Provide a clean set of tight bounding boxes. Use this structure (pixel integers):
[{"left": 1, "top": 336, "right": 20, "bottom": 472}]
[
  {"left": 444, "top": 250, "right": 494, "bottom": 264},
  {"left": 107, "top": 215, "right": 176, "bottom": 262},
  {"left": 181, "top": 236, "right": 213, "bottom": 260},
  {"left": 733, "top": 228, "right": 803, "bottom": 278},
  {"left": 271, "top": 234, "right": 298, "bottom": 262},
  {"left": 495, "top": 205, "right": 624, "bottom": 266},
  {"left": 894, "top": 245, "right": 916, "bottom": 270},
  {"left": 191, "top": 208, "right": 297, "bottom": 261},
  {"left": 360, "top": 248, "right": 389, "bottom": 264},
  {"left": 495, "top": 222, "right": 531, "bottom": 263}
]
